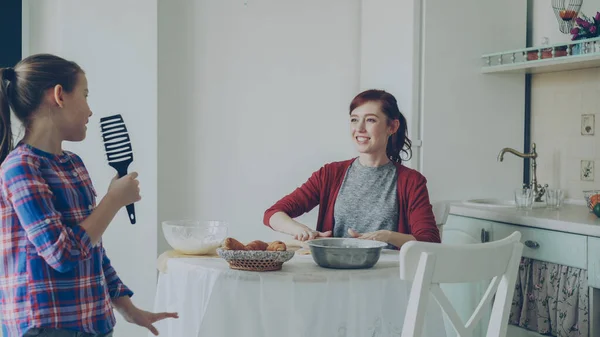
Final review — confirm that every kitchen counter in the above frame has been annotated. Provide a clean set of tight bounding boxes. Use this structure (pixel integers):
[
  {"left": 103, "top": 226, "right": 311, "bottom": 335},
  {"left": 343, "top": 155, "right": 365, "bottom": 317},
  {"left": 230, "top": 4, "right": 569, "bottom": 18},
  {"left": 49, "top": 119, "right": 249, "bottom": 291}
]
[{"left": 449, "top": 201, "right": 600, "bottom": 237}]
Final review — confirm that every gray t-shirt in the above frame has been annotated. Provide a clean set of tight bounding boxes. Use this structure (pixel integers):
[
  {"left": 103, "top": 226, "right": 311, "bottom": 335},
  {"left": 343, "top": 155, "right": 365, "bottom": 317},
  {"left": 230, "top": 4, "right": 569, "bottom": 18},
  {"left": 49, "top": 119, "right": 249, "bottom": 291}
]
[{"left": 333, "top": 159, "right": 399, "bottom": 244}]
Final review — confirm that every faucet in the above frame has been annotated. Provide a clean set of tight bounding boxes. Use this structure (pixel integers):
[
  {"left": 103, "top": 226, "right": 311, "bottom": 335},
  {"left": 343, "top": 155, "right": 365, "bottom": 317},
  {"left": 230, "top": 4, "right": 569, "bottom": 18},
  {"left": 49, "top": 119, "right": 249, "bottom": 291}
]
[{"left": 497, "top": 142, "right": 548, "bottom": 202}]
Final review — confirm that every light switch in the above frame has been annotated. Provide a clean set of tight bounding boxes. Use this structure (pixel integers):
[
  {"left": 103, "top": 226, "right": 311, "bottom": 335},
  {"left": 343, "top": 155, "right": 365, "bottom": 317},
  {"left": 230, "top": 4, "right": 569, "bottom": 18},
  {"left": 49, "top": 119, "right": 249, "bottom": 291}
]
[
  {"left": 582, "top": 114, "right": 595, "bottom": 135},
  {"left": 581, "top": 160, "right": 595, "bottom": 181}
]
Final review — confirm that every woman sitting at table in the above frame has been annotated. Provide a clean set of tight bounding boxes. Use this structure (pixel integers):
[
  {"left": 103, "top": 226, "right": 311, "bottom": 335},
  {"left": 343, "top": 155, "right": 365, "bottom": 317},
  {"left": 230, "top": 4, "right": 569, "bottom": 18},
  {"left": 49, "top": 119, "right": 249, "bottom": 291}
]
[{"left": 263, "top": 89, "right": 440, "bottom": 249}]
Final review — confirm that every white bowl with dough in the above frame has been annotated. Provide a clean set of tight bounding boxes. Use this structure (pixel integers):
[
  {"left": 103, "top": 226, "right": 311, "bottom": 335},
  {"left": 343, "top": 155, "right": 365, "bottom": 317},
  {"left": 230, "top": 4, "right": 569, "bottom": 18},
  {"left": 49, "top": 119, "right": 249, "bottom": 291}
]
[{"left": 162, "top": 220, "right": 228, "bottom": 255}]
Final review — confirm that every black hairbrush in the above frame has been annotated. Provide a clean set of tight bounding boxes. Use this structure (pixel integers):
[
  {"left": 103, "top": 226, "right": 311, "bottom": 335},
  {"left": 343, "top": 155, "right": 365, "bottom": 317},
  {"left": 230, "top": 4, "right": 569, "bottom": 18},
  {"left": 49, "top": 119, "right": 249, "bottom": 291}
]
[{"left": 100, "top": 114, "right": 136, "bottom": 224}]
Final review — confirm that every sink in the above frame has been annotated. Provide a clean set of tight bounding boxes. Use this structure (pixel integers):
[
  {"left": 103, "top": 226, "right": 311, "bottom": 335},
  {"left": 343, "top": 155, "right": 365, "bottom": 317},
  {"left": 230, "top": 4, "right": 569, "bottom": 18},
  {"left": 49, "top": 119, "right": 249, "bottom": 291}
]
[
  {"left": 463, "top": 198, "right": 547, "bottom": 209},
  {"left": 463, "top": 199, "right": 516, "bottom": 208}
]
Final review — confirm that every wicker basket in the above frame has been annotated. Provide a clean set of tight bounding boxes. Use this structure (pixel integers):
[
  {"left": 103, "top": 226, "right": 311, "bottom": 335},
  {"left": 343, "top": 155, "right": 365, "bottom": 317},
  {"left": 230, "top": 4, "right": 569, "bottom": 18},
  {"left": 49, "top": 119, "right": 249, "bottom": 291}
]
[
  {"left": 216, "top": 248, "right": 295, "bottom": 272},
  {"left": 228, "top": 259, "right": 284, "bottom": 271}
]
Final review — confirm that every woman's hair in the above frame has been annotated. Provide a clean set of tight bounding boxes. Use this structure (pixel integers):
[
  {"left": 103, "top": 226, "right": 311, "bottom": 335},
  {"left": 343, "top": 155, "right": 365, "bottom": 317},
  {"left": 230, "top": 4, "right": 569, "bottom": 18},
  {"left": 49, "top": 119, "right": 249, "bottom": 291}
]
[
  {"left": 349, "top": 89, "right": 412, "bottom": 163},
  {"left": 0, "top": 54, "right": 83, "bottom": 163}
]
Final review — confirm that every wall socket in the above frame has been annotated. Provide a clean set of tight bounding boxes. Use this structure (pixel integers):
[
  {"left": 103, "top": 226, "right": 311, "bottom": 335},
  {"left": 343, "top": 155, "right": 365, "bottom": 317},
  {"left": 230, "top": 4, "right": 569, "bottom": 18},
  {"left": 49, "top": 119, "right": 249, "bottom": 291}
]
[
  {"left": 582, "top": 114, "right": 595, "bottom": 135},
  {"left": 581, "top": 160, "right": 595, "bottom": 181}
]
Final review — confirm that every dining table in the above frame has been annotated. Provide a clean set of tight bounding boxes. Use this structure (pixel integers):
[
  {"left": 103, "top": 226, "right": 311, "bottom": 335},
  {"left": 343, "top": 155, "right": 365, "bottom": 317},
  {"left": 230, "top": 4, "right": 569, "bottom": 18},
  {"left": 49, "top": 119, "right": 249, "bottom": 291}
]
[{"left": 151, "top": 248, "right": 447, "bottom": 337}]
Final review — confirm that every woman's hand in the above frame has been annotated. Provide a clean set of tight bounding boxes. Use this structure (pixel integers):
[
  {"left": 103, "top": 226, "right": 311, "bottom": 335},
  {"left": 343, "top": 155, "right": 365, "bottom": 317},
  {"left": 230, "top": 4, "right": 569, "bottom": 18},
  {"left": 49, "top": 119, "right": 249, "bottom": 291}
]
[
  {"left": 112, "top": 296, "right": 178, "bottom": 336},
  {"left": 292, "top": 225, "right": 332, "bottom": 241},
  {"left": 348, "top": 228, "right": 391, "bottom": 243},
  {"left": 269, "top": 212, "right": 332, "bottom": 241},
  {"left": 348, "top": 228, "right": 416, "bottom": 248}
]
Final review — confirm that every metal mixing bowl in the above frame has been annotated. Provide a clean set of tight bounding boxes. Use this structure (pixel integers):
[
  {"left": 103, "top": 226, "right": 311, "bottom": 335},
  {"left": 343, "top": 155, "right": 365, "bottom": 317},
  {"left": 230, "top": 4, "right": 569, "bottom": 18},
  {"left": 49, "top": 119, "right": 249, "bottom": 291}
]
[{"left": 306, "top": 238, "right": 388, "bottom": 269}]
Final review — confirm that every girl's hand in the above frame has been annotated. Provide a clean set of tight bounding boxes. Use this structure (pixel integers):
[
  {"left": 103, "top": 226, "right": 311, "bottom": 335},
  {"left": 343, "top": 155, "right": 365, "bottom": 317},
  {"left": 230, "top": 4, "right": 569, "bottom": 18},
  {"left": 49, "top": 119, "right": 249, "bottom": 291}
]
[
  {"left": 112, "top": 296, "right": 178, "bottom": 336},
  {"left": 120, "top": 307, "right": 178, "bottom": 336},
  {"left": 107, "top": 172, "right": 141, "bottom": 207}
]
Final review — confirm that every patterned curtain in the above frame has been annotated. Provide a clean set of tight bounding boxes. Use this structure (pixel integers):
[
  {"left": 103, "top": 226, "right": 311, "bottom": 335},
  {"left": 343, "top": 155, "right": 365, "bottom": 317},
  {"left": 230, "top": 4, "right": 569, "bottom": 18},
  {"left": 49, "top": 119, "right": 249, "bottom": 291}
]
[{"left": 509, "top": 257, "right": 589, "bottom": 337}]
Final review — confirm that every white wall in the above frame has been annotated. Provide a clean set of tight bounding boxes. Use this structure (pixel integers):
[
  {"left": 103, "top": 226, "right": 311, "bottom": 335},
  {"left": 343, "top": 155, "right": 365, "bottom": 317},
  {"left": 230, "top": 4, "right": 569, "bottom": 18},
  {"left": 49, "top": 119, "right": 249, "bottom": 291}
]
[
  {"left": 531, "top": 69, "right": 600, "bottom": 201},
  {"left": 23, "top": 1, "right": 157, "bottom": 337},
  {"left": 420, "top": 0, "right": 526, "bottom": 202},
  {"left": 359, "top": 0, "right": 421, "bottom": 169},
  {"left": 157, "top": 0, "right": 360, "bottom": 253},
  {"left": 530, "top": 0, "right": 600, "bottom": 200},
  {"left": 360, "top": 0, "right": 526, "bottom": 203}
]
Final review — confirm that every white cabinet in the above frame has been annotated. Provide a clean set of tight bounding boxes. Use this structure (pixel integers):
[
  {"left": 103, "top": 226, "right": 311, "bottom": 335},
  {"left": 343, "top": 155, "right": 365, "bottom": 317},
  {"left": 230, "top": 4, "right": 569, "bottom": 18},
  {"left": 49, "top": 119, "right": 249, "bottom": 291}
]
[
  {"left": 588, "top": 237, "right": 600, "bottom": 288},
  {"left": 492, "top": 223, "right": 587, "bottom": 269},
  {"left": 443, "top": 215, "right": 491, "bottom": 246},
  {"left": 587, "top": 237, "right": 600, "bottom": 337},
  {"left": 441, "top": 215, "right": 493, "bottom": 337},
  {"left": 492, "top": 222, "right": 591, "bottom": 337},
  {"left": 446, "top": 214, "right": 599, "bottom": 337}
]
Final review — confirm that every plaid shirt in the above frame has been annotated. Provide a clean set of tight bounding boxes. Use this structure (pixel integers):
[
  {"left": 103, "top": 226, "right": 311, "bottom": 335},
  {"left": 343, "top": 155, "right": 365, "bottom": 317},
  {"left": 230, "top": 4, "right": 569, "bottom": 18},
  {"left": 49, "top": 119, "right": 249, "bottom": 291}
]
[{"left": 0, "top": 143, "right": 133, "bottom": 337}]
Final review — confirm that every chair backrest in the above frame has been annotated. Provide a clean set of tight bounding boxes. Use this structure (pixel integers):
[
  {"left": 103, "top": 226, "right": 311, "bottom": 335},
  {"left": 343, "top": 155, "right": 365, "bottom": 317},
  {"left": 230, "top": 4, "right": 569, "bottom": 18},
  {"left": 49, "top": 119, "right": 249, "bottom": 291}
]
[
  {"left": 399, "top": 231, "right": 523, "bottom": 337},
  {"left": 431, "top": 201, "right": 449, "bottom": 238},
  {"left": 432, "top": 201, "right": 449, "bottom": 226}
]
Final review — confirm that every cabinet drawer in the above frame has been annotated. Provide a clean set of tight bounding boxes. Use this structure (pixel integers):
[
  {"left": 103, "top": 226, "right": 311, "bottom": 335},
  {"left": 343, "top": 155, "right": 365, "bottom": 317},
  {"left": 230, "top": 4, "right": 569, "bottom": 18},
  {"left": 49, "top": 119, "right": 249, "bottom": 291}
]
[
  {"left": 492, "top": 223, "right": 587, "bottom": 270},
  {"left": 443, "top": 215, "right": 491, "bottom": 244}
]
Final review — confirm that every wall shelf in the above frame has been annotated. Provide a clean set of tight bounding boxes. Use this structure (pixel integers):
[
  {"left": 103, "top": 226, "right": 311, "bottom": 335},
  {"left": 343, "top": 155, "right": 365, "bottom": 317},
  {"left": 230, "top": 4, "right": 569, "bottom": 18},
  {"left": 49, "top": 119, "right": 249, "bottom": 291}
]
[{"left": 481, "top": 37, "right": 600, "bottom": 74}]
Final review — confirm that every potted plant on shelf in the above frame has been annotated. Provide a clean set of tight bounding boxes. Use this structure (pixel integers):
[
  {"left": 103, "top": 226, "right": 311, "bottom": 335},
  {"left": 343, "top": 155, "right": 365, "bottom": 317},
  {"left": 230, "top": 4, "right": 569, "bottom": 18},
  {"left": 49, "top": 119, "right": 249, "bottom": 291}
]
[
  {"left": 570, "top": 11, "right": 600, "bottom": 54},
  {"left": 526, "top": 45, "right": 569, "bottom": 60}
]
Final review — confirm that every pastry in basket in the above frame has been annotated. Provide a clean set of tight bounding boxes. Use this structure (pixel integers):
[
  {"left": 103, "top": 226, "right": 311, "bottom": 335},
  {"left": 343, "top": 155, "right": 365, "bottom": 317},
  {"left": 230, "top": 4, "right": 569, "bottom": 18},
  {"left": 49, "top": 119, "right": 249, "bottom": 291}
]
[
  {"left": 217, "top": 238, "right": 295, "bottom": 272},
  {"left": 245, "top": 240, "right": 269, "bottom": 251},
  {"left": 222, "top": 237, "right": 247, "bottom": 251},
  {"left": 266, "top": 241, "right": 287, "bottom": 251}
]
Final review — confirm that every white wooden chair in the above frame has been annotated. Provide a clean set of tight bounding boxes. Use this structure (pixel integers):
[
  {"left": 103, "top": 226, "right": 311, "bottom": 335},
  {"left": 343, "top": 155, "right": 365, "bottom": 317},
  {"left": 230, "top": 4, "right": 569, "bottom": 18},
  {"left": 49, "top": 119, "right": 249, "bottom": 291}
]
[
  {"left": 399, "top": 231, "right": 523, "bottom": 337},
  {"left": 431, "top": 201, "right": 449, "bottom": 239}
]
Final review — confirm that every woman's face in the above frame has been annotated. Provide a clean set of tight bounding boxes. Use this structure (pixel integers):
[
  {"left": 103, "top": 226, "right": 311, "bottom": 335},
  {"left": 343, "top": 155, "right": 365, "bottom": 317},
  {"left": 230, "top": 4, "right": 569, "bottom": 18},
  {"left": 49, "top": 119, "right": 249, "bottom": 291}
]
[{"left": 349, "top": 101, "right": 398, "bottom": 156}]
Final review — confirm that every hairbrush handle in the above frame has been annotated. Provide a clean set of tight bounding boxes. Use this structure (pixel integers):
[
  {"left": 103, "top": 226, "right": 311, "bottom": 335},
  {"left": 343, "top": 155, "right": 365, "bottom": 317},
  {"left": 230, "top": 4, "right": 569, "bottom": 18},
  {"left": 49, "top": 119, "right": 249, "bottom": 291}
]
[
  {"left": 126, "top": 203, "right": 136, "bottom": 224},
  {"left": 115, "top": 163, "right": 136, "bottom": 225}
]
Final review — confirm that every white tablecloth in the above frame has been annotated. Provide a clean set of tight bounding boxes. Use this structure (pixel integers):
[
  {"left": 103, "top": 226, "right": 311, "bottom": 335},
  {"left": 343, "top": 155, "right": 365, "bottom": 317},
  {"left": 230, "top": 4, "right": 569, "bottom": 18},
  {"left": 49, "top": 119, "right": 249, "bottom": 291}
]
[{"left": 152, "top": 250, "right": 447, "bottom": 337}]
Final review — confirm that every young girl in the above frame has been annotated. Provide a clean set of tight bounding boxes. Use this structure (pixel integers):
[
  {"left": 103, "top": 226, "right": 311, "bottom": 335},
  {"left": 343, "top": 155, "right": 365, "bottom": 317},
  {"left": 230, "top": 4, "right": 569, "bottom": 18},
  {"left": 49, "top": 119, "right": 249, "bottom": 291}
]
[{"left": 0, "top": 54, "right": 177, "bottom": 337}]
